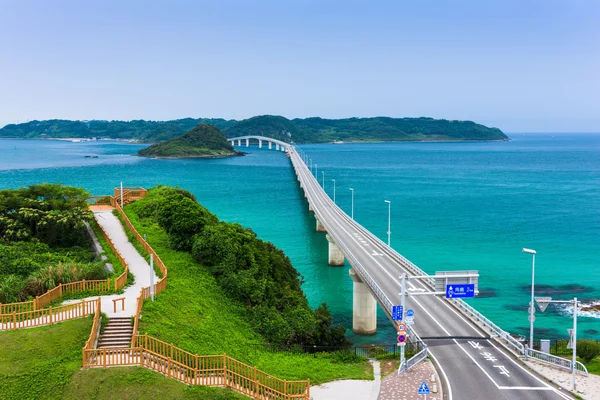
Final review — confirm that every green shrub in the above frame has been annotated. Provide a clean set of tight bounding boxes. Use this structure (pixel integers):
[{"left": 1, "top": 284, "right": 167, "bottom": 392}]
[{"left": 577, "top": 340, "right": 600, "bottom": 363}]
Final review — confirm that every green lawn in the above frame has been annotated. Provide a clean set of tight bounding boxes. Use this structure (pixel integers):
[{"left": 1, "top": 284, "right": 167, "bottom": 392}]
[
  {"left": 0, "top": 318, "right": 92, "bottom": 400},
  {"left": 124, "top": 205, "right": 372, "bottom": 384},
  {"left": 64, "top": 368, "right": 246, "bottom": 400},
  {"left": 0, "top": 319, "right": 249, "bottom": 400}
]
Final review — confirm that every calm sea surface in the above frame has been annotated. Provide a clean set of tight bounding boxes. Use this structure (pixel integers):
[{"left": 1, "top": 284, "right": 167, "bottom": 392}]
[{"left": 1, "top": 134, "right": 599, "bottom": 343}]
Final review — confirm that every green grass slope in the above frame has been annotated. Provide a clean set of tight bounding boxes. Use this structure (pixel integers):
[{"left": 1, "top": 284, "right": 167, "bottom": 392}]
[
  {"left": 123, "top": 203, "right": 372, "bottom": 384},
  {"left": 0, "top": 318, "right": 248, "bottom": 400}
]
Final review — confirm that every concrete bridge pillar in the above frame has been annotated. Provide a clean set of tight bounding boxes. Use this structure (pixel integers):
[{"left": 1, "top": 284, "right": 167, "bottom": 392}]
[
  {"left": 268, "top": 141, "right": 272, "bottom": 150},
  {"left": 230, "top": 140, "right": 234, "bottom": 146},
  {"left": 326, "top": 234, "right": 345, "bottom": 266},
  {"left": 246, "top": 138, "right": 249, "bottom": 147},
  {"left": 308, "top": 202, "right": 313, "bottom": 212},
  {"left": 237, "top": 139, "right": 241, "bottom": 146},
  {"left": 281, "top": 146, "right": 285, "bottom": 152},
  {"left": 349, "top": 269, "right": 377, "bottom": 335},
  {"left": 276, "top": 144, "right": 280, "bottom": 151},
  {"left": 316, "top": 216, "right": 326, "bottom": 232},
  {"left": 259, "top": 139, "right": 262, "bottom": 148}
]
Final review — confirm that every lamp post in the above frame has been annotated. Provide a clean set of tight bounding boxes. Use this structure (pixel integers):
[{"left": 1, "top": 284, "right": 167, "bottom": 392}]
[
  {"left": 310, "top": 159, "right": 312, "bottom": 173},
  {"left": 384, "top": 200, "right": 391, "bottom": 246},
  {"left": 321, "top": 171, "right": 325, "bottom": 189},
  {"left": 315, "top": 163, "right": 318, "bottom": 178},
  {"left": 332, "top": 179, "right": 336, "bottom": 203},
  {"left": 349, "top": 188, "right": 354, "bottom": 219},
  {"left": 522, "top": 248, "right": 537, "bottom": 350}
]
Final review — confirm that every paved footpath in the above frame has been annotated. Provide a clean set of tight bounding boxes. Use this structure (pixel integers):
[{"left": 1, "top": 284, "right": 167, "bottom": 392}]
[
  {"left": 63, "top": 209, "right": 159, "bottom": 317},
  {"left": 378, "top": 360, "right": 440, "bottom": 400}
]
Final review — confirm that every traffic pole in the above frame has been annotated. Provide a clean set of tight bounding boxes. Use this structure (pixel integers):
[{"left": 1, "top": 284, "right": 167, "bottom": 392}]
[
  {"left": 400, "top": 273, "right": 406, "bottom": 374},
  {"left": 572, "top": 297, "right": 577, "bottom": 391}
]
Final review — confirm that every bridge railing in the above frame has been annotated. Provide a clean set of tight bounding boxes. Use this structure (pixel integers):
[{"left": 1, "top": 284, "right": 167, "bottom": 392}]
[
  {"left": 292, "top": 153, "right": 426, "bottom": 348},
  {"left": 291, "top": 150, "right": 522, "bottom": 345},
  {"left": 525, "top": 347, "right": 588, "bottom": 377}
]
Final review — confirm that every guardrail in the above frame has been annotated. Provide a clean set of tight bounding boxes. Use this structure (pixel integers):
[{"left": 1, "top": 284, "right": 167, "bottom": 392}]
[
  {"left": 405, "top": 347, "right": 429, "bottom": 372},
  {"left": 526, "top": 347, "right": 588, "bottom": 376}
]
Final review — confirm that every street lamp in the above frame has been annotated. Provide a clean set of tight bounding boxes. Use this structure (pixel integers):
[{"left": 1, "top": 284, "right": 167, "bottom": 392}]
[
  {"left": 349, "top": 188, "right": 354, "bottom": 219},
  {"left": 321, "top": 171, "right": 325, "bottom": 189},
  {"left": 522, "top": 248, "right": 537, "bottom": 350},
  {"left": 310, "top": 159, "right": 312, "bottom": 173},
  {"left": 384, "top": 200, "right": 391, "bottom": 246},
  {"left": 315, "top": 163, "right": 318, "bottom": 178},
  {"left": 332, "top": 179, "right": 336, "bottom": 203}
]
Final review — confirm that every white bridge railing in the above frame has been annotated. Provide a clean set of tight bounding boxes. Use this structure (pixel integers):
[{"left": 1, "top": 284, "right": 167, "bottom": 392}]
[{"left": 526, "top": 347, "right": 588, "bottom": 376}]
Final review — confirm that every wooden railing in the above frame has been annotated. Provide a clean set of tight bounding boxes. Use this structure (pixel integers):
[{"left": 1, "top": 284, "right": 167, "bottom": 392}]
[
  {"left": 82, "top": 334, "right": 309, "bottom": 399},
  {"left": 0, "top": 300, "right": 35, "bottom": 315},
  {"left": 82, "top": 298, "right": 102, "bottom": 367},
  {"left": 113, "top": 187, "right": 148, "bottom": 207},
  {"left": 1, "top": 298, "right": 99, "bottom": 330}
]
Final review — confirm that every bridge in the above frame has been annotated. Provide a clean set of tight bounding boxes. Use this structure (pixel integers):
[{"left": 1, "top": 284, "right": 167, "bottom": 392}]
[
  {"left": 227, "top": 135, "right": 291, "bottom": 152},
  {"left": 233, "top": 136, "right": 578, "bottom": 400}
]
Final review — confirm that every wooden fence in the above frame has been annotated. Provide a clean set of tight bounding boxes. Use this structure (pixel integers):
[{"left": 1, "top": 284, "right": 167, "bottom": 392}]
[
  {"left": 82, "top": 298, "right": 102, "bottom": 367},
  {"left": 1, "top": 298, "right": 99, "bottom": 330},
  {"left": 82, "top": 334, "right": 309, "bottom": 399}
]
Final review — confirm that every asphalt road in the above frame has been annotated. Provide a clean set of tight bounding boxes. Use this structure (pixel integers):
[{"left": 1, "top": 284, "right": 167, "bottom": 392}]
[{"left": 290, "top": 148, "right": 574, "bottom": 400}]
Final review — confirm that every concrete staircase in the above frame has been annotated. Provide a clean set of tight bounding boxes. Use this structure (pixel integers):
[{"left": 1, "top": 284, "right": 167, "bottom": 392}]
[{"left": 98, "top": 317, "right": 133, "bottom": 348}]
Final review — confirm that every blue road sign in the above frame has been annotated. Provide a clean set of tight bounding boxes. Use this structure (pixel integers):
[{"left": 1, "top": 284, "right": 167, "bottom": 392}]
[
  {"left": 406, "top": 309, "right": 414, "bottom": 317},
  {"left": 418, "top": 381, "right": 430, "bottom": 395},
  {"left": 392, "top": 305, "right": 403, "bottom": 321},
  {"left": 445, "top": 284, "right": 475, "bottom": 299}
]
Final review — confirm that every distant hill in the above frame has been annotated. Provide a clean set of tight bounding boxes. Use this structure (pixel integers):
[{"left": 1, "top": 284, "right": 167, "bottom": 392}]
[
  {"left": 0, "top": 115, "right": 508, "bottom": 143},
  {"left": 138, "top": 124, "right": 238, "bottom": 158},
  {"left": 0, "top": 118, "right": 236, "bottom": 141},
  {"left": 223, "top": 115, "right": 507, "bottom": 143}
]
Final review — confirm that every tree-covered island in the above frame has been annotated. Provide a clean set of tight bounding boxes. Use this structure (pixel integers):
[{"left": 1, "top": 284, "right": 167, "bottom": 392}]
[{"left": 137, "top": 123, "right": 241, "bottom": 158}]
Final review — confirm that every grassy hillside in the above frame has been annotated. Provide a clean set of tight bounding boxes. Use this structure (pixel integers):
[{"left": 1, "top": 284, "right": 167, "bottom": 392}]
[
  {"left": 138, "top": 124, "right": 238, "bottom": 158},
  {"left": 1, "top": 115, "right": 507, "bottom": 143},
  {"left": 122, "top": 191, "right": 371, "bottom": 383},
  {"left": 0, "top": 318, "right": 246, "bottom": 400}
]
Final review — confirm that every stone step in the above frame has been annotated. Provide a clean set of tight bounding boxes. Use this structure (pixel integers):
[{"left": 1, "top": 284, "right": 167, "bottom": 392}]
[
  {"left": 101, "top": 334, "right": 132, "bottom": 340},
  {"left": 98, "top": 340, "right": 131, "bottom": 347},
  {"left": 103, "top": 328, "right": 133, "bottom": 334}
]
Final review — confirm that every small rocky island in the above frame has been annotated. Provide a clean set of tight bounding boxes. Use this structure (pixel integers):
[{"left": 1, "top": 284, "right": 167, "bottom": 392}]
[{"left": 138, "top": 123, "right": 241, "bottom": 158}]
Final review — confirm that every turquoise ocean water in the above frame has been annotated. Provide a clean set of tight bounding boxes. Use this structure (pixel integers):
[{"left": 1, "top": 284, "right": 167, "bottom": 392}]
[{"left": 1, "top": 134, "right": 598, "bottom": 344}]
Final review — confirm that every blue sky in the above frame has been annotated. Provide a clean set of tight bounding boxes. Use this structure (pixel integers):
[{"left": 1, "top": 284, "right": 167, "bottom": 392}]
[{"left": 0, "top": 0, "right": 598, "bottom": 132}]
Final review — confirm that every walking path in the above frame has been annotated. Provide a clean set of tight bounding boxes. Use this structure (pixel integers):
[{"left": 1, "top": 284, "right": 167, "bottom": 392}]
[
  {"left": 524, "top": 360, "right": 599, "bottom": 400},
  {"left": 311, "top": 360, "right": 381, "bottom": 400},
  {"left": 378, "top": 360, "right": 440, "bottom": 400},
  {"left": 63, "top": 209, "right": 159, "bottom": 317}
]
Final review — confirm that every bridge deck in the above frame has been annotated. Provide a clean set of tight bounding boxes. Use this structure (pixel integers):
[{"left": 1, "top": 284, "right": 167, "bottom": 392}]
[{"left": 288, "top": 148, "right": 572, "bottom": 400}]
